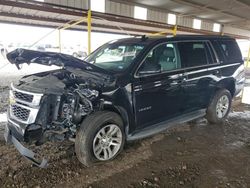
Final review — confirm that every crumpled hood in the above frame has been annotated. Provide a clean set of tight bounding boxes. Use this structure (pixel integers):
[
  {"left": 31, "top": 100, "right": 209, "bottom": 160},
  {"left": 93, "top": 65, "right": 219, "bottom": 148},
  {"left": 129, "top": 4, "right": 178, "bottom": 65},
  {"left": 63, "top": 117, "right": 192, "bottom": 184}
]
[
  {"left": 8, "top": 48, "right": 117, "bottom": 94},
  {"left": 7, "top": 48, "right": 108, "bottom": 74},
  {"left": 14, "top": 68, "right": 117, "bottom": 95}
]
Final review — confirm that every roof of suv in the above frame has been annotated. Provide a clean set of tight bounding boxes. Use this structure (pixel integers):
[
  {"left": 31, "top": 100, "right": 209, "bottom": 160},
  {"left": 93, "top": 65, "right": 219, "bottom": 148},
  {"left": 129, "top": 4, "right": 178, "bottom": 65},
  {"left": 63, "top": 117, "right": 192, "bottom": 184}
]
[{"left": 114, "top": 35, "right": 234, "bottom": 45}]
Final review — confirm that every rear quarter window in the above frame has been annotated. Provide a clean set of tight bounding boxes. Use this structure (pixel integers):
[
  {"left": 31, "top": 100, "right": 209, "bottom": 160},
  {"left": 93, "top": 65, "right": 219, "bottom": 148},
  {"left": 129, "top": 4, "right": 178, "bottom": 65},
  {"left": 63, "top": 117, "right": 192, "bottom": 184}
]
[
  {"left": 177, "top": 41, "right": 211, "bottom": 68},
  {"left": 216, "top": 40, "right": 242, "bottom": 63}
]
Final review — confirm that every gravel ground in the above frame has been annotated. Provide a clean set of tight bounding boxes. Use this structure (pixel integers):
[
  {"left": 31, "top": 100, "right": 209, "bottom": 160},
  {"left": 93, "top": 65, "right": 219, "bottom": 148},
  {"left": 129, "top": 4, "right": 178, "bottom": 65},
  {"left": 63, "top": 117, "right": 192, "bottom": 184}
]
[
  {"left": 0, "top": 74, "right": 250, "bottom": 188},
  {"left": 0, "top": 76, "right": 19, "bottom": 140},
  {"left": 0, "top": 82, "right": 10, "bottom": 114}
]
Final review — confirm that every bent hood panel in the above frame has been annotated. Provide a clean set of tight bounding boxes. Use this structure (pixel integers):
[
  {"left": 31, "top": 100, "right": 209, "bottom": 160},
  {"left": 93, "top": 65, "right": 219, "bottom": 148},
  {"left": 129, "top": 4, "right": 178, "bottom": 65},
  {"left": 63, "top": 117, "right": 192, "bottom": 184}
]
[
  {"left": 7, "top": 48, "right": 107, "bottom": 74},
  {"left": 14, "top": 69, "right": 117, "bottom": 95},
  {"left": 8, "top": 49, "right": 118, "bottom": 94}
]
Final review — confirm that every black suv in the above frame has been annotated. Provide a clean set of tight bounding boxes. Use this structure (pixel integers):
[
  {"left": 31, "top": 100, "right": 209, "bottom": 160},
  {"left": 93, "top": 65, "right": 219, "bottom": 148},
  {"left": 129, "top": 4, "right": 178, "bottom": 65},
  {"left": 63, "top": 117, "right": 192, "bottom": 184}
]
[{"left": 5, "top": 35, "right": 245, "bottom": 167}]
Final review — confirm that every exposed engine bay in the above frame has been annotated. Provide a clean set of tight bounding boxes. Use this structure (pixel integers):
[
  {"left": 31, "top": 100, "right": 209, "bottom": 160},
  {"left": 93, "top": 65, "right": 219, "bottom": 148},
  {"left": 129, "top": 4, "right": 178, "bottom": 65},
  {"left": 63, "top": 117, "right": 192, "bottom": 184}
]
[
  {"left": 37, "top": 83, "right": 97, "bottom": 143},
  {"left": 10, "top": 68, "right": 114, "bottom": 145}
]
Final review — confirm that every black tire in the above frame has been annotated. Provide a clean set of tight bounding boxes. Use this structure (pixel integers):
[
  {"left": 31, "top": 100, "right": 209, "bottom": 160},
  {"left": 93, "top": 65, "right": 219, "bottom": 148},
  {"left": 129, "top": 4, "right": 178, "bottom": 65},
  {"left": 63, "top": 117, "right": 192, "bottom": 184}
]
[
  {"left": 206, "top": 89, "right": 232, "bottom": 124},
  {"left": 75, "top": 111, "right": 125, "bottom": 166}
]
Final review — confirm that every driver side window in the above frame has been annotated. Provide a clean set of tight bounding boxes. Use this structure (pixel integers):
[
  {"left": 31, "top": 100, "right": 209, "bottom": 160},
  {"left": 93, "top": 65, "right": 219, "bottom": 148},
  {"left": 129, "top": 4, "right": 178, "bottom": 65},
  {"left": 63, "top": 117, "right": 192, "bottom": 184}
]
[{"left": 138, "top": 43, "right": 180, "bottom": 76}]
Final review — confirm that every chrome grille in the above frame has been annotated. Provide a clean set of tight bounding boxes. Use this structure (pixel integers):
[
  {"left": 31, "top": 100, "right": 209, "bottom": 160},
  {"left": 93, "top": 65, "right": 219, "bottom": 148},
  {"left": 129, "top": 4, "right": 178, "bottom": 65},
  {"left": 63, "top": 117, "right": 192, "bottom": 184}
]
[
  {"left": 13, "top": 90, "right": 33, "bottom": 103},
  {"left": 11, "top": 105, "right": 30, "bottom": 121},
  {"left": 9, "top": 83, "right": 43, "bottom": 124}
]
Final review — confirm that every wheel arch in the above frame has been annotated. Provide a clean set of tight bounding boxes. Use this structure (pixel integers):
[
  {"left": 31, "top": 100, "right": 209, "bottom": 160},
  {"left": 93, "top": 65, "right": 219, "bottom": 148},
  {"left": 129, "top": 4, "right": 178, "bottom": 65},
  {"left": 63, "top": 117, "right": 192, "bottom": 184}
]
[
  {"left": 215, "top": 78, "right": 236, "bottom": 97},
  {"left": 102, "top": 104, "right": 130, "bottom": 136}
]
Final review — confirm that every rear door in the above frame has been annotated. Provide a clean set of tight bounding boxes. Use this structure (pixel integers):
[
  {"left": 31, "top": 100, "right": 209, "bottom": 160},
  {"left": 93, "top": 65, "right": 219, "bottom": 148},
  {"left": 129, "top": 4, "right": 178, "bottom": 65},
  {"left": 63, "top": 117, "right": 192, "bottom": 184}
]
[
  {"left": 177, "top": 41, "right": 219, "bottom": 112},
  {"left": 211, "top": 39, "right": 245, "bottom": 96}
]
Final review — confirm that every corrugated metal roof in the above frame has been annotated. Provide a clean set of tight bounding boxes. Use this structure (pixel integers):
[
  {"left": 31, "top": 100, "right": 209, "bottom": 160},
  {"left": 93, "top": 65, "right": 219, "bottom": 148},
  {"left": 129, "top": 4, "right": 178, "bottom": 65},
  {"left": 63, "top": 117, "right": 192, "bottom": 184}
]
[
  {"left": 123, "top": 0, "right": 250, "bottom": 30},
  {"left": 0, "top": 0, "right": 249, "bottom": 39}
]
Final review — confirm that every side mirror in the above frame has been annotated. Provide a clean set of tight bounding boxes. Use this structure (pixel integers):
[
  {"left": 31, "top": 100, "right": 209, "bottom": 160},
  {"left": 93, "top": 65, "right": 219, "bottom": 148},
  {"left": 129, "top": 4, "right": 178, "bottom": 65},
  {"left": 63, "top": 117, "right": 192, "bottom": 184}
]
[{"left": 138, "top": 63, "right": 161, "bottom": 76}]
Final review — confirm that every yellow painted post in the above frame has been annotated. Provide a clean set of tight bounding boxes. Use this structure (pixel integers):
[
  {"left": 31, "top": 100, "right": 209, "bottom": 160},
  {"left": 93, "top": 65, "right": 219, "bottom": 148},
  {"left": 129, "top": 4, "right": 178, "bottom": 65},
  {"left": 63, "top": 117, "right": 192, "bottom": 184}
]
[
  {"left": 87, "top": 9, "right": 92, "bottom": 55},
  {"left": 221, "top": 25, "right": 224, "bottom": 36},
  {"left": 148, "top": 31, "right": 167, "bottom": 36},
  {"left": 173, "top": 25, "right": 177, "bottom": 36},
  {"left": 247, "top": 44, "right": 250, "bottom": 68},
  {"left": 58, "top": 29, "right": 62, "bottom": 53}
]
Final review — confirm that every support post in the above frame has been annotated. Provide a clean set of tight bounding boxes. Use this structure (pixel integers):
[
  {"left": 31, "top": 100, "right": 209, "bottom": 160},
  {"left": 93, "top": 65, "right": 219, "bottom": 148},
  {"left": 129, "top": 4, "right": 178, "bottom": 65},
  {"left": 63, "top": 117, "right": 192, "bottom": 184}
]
[
  {"left": 247, "top": 43, "right": 250, "bottom": 68},
  {"left": 173, "top": 25, "right": 177, "bottom": 36},
  {"left": 221, "top": 25, "right": 224, "bottom": 36},
  {"left": 87, "top": 9, "right": 92, "bottom": 55}
]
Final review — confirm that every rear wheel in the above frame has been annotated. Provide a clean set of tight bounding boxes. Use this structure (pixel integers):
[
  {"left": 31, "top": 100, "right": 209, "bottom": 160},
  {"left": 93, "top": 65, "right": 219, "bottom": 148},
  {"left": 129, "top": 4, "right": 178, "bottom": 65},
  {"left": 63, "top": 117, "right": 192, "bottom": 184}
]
[
  {"left": 75, "top": 111, "right": 125, "bottom": 166},
  {"left": 206, "top": 89, "right": 232, "bottom": 124}
]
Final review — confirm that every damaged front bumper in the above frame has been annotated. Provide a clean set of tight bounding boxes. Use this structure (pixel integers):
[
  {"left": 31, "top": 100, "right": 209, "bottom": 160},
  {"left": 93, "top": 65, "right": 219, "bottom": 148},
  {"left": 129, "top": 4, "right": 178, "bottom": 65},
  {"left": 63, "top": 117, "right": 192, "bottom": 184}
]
[
  {"left": 5, "top": 83, "right": 48, "bottom": 167},
  {"left": 4, "top": 120, "right": 48, "bottom": 168}
]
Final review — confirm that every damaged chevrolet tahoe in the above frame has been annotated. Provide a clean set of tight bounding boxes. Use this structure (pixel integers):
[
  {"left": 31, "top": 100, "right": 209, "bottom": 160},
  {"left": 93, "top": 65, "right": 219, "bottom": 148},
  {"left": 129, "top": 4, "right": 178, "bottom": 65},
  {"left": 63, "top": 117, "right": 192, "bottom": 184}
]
[{"left": 4, "top": 35, "right": 245, "bottom": 167}]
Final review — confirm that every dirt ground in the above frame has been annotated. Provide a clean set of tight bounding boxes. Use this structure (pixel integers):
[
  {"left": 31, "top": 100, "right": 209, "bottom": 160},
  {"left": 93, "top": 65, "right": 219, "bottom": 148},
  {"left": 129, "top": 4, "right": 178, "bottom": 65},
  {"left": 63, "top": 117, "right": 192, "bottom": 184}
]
[{"left": 1, "top": 76, "right": 250, "bottom": 188}]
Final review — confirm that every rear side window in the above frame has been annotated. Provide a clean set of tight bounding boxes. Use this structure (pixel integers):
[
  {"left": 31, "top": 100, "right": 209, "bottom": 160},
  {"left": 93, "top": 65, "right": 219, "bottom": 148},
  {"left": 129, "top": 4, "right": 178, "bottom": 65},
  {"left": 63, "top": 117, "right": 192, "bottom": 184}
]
[
  {"left": 206, "top": 42, "right": 217, "bottom": 63},
  {"left": 177, "top": 41, "right": 210, "bottom": 68},
  {"left": 217, "top": 40, "right": 242, "bottom": 63}
]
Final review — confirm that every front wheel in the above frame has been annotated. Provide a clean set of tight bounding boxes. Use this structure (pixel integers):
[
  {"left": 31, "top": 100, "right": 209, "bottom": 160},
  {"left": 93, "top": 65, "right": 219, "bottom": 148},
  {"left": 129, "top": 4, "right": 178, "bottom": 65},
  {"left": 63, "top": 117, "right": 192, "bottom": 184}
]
[
  {"left": 206, "top": 89, "right": 232, "bottom": 124},
  {"left": 75, "top": 111, "right": 125, "bottom": 166}
]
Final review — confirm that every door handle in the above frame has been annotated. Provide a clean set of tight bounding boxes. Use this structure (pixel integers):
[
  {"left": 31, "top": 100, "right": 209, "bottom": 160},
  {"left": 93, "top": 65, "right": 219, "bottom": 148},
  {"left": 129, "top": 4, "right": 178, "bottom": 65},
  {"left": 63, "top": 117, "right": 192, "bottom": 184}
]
[
  {"left": 212, "top": 70, "right": 220, "bottom": 76},
  {"left": 170, "top": 77, "right": 186, "bottom": 86}
]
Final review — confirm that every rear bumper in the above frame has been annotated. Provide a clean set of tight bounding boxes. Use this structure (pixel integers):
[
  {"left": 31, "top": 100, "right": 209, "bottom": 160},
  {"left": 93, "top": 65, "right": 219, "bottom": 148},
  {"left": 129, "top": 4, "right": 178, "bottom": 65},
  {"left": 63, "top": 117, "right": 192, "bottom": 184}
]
[
  {"left": 234, "top": 77, "right": 245, "bottom": 97},
  {"left": 4, "top": 121, "right": 48, "bottom": 168}
]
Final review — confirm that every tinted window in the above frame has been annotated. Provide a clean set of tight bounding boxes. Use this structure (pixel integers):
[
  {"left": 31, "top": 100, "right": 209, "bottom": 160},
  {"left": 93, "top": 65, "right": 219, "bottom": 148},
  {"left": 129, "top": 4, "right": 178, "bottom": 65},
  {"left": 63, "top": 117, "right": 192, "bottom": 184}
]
[
  {"left": 206, "top": 42, "right": 217, "bottom": 63},
  {"left": 85, "top": 43, "right": 145, "bottom": 72},
  {"left": 218, "top": 40, "right": 242, "bottom": 63},
  {"left": 211, "top": 41, "right": 224, "bottom": 62},
  {"left": 178, "top": 42, "right": 210, "bottom": 68},
  {"left": 138, "top": 43, "right": 181, "bottom": 75}
]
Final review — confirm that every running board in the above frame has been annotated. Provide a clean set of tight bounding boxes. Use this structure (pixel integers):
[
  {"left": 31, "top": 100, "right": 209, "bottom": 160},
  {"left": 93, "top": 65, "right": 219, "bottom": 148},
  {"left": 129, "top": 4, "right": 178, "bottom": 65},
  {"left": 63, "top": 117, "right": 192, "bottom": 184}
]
[{"left": 127, "top": 109, "right": 206, "bottom": 141}]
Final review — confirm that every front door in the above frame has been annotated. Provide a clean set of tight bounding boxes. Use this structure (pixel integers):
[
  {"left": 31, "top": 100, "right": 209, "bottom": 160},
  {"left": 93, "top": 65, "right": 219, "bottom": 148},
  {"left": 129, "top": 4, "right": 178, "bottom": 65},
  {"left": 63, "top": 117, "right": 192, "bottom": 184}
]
[{"left": 133, "top": 42, "right": 185, "bottom": 128}]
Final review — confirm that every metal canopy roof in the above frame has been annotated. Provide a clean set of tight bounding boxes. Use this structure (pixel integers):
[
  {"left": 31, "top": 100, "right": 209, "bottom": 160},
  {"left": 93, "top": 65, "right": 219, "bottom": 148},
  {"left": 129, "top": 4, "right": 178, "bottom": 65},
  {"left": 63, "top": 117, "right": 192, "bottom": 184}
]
[
  {"left": 0, "top": 0, "right": 182, "bottom": 35},
  {"left": 0, "top": 0, "right": 249, "bottom": 39},
  {"left": 124, "top": 0, "right": 250, "bottom": 31}
]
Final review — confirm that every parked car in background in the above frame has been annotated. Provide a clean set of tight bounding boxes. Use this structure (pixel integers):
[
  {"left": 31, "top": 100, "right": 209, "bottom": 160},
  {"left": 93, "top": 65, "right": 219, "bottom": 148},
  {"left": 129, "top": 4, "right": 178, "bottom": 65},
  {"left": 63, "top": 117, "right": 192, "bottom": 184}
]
[
  {"left": 34, "top": 44, "right": 88, "bottom": 59},
  {"left": 63, "top": 46, "right": 87, "bottom": 59},
  {"left": 4, "top": 35, "right": 245, "bottom": 168},
  {"left": 72, "top": 50, "right": 87, "bottom": 59}
]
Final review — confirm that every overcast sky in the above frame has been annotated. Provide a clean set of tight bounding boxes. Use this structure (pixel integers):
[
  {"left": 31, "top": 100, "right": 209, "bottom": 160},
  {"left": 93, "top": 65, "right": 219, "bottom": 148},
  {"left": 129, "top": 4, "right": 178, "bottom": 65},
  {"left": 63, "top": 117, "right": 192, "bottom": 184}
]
[{"left": 0, "top": 23, "right": 127, "bottom": 51}]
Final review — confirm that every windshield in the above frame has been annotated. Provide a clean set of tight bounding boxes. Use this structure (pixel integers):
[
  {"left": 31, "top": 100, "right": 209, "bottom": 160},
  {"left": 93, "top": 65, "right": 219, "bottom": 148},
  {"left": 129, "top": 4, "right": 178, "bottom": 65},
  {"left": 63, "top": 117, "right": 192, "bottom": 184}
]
[{"left": 85, "top": 42, "right": 145, "bottom": 72}]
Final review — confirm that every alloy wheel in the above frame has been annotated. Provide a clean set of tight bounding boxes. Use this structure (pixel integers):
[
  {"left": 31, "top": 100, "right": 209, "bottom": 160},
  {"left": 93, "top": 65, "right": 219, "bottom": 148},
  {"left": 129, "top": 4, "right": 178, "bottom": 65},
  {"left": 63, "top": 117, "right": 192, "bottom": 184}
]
[
  {"left": 216, "top": 95, "right": 229, "bottom": 118},
  {"left": 93, "top": 124, "right": 122, "bottom": 161}
]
